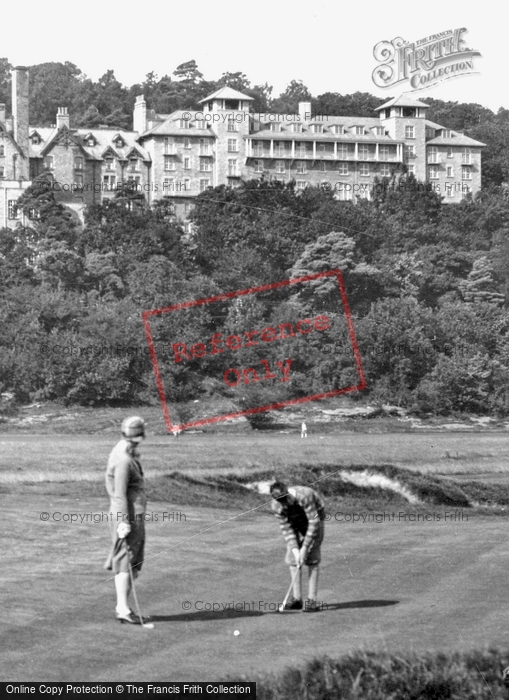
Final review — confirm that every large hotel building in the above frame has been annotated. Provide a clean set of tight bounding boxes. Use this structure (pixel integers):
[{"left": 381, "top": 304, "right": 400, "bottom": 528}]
[{"left": 0, "top": 68, "right": 485, "bottom": 230}]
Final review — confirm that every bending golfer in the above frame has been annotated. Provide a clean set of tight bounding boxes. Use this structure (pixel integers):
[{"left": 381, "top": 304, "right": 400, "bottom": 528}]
[
  {"left": 105, "top": 416, "right": 148, "bottom": 624},
  {"left": 270, "top": 480, "right": 325, "bottom": 612}
]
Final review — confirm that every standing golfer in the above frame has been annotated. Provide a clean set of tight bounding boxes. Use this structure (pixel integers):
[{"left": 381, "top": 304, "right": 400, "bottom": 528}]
[
  {"left": 301, "top": 422, "right": 307, "bottom": 438},
  {"left": 270, "top": 480, "right": 325, "bottom": 611},
  {"left": 105, "top": 416, "right": 148, "bottom": 624}
]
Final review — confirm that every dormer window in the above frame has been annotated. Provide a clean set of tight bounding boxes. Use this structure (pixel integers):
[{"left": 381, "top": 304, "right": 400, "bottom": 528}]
[
  {"left": 195, "top": 119, "right": 205, "bottom": 130},
  {"left": 355, "top": 126, "right": 364, "bottom": 135},
  {"left": 104, "top": 157, "right": 115, "bottom": 170},
  {"left": 373, "top": 126, "right": 385, "bottom": 136},
  {"left": 85, "top": 134, "right": 97, "bottom": 147},
  {"left": 269, "top": 123, "right": 281, "bottom": 132},
  {"left": 30, "top": 133, "right": 40, "bottom": 145},
  {"left": 129, "top": 158, "right": 140, "bottom": 172},
  {"left": 290, "top": 123, "right": 302, "bottom": 133},
  {"left": 115, "top": 138, "right": 124, "bottom": 148},
  {"left": 179, "top": 118, "right": 191, "bottom": 129},
  {"left": 310, "top": 124, "right": 323, "bottom": 134},
  {"left": 332, "top": 125, "right": 344, "bottom": 135},
  {"left": 442, "top": 129, "right": 452, "bottom": 138}
]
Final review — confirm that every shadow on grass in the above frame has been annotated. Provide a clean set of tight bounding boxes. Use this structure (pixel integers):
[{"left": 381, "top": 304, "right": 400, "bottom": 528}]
[
  {"left": 268, "top": 599, "right": 400, "bottom": 614},
  {"left": 151, "top": 609, "right": 266, "bottom": 622}
]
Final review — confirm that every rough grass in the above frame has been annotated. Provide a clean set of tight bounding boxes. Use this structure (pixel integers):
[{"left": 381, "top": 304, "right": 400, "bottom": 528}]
[{"left": 237, "top": 649, "right": 509, "bottom": 699}]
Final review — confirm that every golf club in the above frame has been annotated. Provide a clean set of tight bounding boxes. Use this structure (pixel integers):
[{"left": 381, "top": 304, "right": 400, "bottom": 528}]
[
  {"left": 126, "top": 540, "right": 155, "bottom": 629},
  {"left": 278, "top": 563, "right": 302, "bottom": 612}
]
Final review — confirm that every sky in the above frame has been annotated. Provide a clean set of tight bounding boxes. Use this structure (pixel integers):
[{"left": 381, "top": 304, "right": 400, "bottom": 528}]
[{"left": 3, "top": 0, "right": 505, "bottom": 112}]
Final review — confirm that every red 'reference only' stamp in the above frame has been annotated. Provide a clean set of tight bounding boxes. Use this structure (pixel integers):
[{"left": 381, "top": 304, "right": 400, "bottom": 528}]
[{"left": 142, "top": 270, "right": 366, "bottom": 432}]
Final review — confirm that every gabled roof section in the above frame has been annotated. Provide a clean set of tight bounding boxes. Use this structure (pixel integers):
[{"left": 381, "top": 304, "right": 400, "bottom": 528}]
[
  {"left": 139, "top": 110, "right": 216, "bottom": 138},
  {"left": 199, "top": 86, "right": 254, "bottom": 103},
  {"left": 83, "top": 132, "right": 98, "bottom": 146},
  {"left": 40, "top": 126, "right": 91, "bottom": 159},
  {"left": 126, "top": 146, "right": 147, "bottom": 160},
  {"left": 376, "top": 93, "right": 430, "bottom": 110},
  {"left": 112, "top": 133, "right": 126, "bottom": 147},
  {"left": 427, "top": 133, "right": 486, "bottom": 147}
]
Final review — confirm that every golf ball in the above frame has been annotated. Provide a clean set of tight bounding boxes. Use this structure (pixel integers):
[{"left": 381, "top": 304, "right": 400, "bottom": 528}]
[{"left": 233, "top": 630, "right": 240, "bottom": 636}]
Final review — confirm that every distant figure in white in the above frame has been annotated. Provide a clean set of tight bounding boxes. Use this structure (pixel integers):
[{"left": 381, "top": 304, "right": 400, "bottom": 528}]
[
  {"left": 172, "top": 428, "right": 182, "bottom": 439},
  {"left": 301, "top": 422, "right": 307, "bottom": 438}
]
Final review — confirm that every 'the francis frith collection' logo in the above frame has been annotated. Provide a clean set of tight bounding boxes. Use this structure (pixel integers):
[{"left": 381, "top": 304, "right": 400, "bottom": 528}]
[{"left": 372, "top": 28, "right": 481, "bottom": 91}]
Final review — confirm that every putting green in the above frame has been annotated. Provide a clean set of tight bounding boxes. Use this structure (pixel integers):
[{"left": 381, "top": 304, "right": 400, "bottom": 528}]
[{"left": 3, "top": 493, "right": 509, "bottom": 681}]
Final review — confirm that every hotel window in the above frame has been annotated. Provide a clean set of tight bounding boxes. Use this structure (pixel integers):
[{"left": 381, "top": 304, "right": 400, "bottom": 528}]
[
  {"left": 374, "top": 126, "right": 385, "bottom": 135},
  {"left": 115, "top": 138, "right": 124, "bottom": 149},
  {"left": 227, "top": 139, "right": 238, "bottom": 152},
  {"left": 319, "top": 161, "right": 326, "bottom": 172},
  {"left": 291, "top": 123, "right": 302, "bottom": 133},
  {"left": 164, "top": 156, "right": 176, "bottom": 171},
  {"left": 276, "top": 160, "right": 285, "bottom": 174},
  {"left": 337, "top": 187, "right": 352, "bottom": 201},
  {"left": 254, "top": 160, "right": 263, "bottom": 173},
  {"left": 332, "top": 125, "right": 344, "bottom": 135},
  {"left": 103, "top": 175, "right": 116, "bottom": 190},
  {"left": 199, "top": 179, "right": 210, "bottom": 192},
  {"left": 311, "top": 124, "right": 323, "bottom": 134},
  {"left": 428, "top": 166, "right": 439, "bottom": 179},
  {"left": 338, "top": 163, "right": 349, "bottom": 175},
  {"left": 442, "top": 130, "right": 452, "bottom": 138},
  {"left": 8, "top": 200, "right": 19, "bottom": 219},
  {"left": 359, "top": 164, "right": 370, "bottom": 176},
  {"left": 0, "top": 166, "right": 3, "bottom": 177},
  {"left": 355, "top": 126, "right": 364, "bottom": 135},
  {"left": 195, "top": 119, "right": 205, "bottom": 130},
  {"left": 317, "top": 143, "right": 326, "bottom": 154},
  {"left": 428, "top": 147, "right": 438, "bottom": 163},
  {"left": 405, "top": 126, "right": 415, "bottom": 139},
  {"left": 296, "top": 181, "right": 307, "bottom": 190},
  {"left": 445, "top": 183, "right": 454, "bottom": 198},
  {"left": 404, "top": 145, "right": 415, "bottom": 159},
  {"left": 447, "top": 147, "right": 453, "bottom": 158},
  {"left": 184, "top": 157, "right": 191, "bottom": 169},
  {"left": 200, "top": 159, "right": 212, "bottom": 172},
  {"left": 227, "top": 121, "right": 238, "bottom": 132},
  {"left": 163, "top": 178, "right": 175, "bottom": 192},
  {"left": 179, "top": 119, "right": 190, "bottom": 129},
  {"left": 337, "top": 144, "right": 351, "bottom": 159},
  {"left": 184, "top": 178, "right": 190, "bottom": 191},
  {"left": 357, "top": 188, "right": 369, "bottom": 200},
  {"left": 296, "top": 161, "right": 307, "bottom": 174},
  {"left": 269, "top": 123, "right": 281, "bottom": 132},
  {"left": 274, "top": 142, "right": 288, "bottom": 157},
  {"left": 0, "top": 145, "right": 4, "bottom": 156},
  {"left": 199, "top": 139, "right": 210, "bottom": 155},
  {"left": 358, "top": 145, "right": 370, "bottom": 161},
  {"left": 407, "top": 164, "right": 415, "bottom": 174},
  {"left": 294, "top": 142, "right": 307, "bottom": 157},
  {"left": 184, "top": 138, "right": 191, "bottom": 149},
  {"left": 379, "top": 146, "right": 389, "bottom": 161},
  {"left": 44, "top": 155, "right": 54, "bottom": 170},
  {"left": 127, "top": 176, "right": 141, "bottom": 187},
  {"left": 74, "top": 174, "right": 83, "bottom": 187},
  {"left": 447, "top": 166, "right": 454, "bottom": 177},
  {"left": 461, "top": 185, "right": 472, "bottom": 199},
  {"left": 380, "top": 164, "right": 391, "bottom": 177},
  {"left": 462, "top": 166, "right": 472, "bottom": 180},
  {"left": 228, "top": 159, "right": 238, "bottom": 176},
  {"left": 105, "top": 157, "right": 115, "bottom": 171},
  {"left": 129, "top": 158, "right": 139, "bottom": 172},
  {"left": 462, "top": 148, "right": 472, "bottom": 164},
  {"left": 184, "top": 202, "right": 192, "bottom": 214}
]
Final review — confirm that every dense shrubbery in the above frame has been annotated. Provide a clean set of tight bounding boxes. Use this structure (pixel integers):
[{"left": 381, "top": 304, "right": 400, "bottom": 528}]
[{"left": 3, "top": 174, "right": 509, "bottom": 414}]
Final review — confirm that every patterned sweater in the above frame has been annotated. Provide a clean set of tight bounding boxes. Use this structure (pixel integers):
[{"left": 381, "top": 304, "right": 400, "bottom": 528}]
[{"left": 271, "top": 485, "right": 325, "bottom": 551}]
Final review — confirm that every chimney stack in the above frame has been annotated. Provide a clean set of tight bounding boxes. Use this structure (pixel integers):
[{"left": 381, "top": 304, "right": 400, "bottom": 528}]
[
  {"left": 12, "top": 66, "right": 29, "bottom": 178},
  {"left": 298, "top": 101, "right": 312, "bottom": 122},
  {"left": 56, "top": 107, "right": 70, "bottom": 129},
  {"left": 0, "top": 104, "right": 5, "bottom": 125},
  {"left": 134, "top": 95, "right": 147, "bottom": 134}
]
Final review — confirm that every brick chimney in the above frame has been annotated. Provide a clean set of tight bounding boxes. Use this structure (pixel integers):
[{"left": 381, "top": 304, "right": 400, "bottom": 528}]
[
  {"left": 134, "top": 95, "right": 147, "bottom": 134},
  {"left": 0, "top": 104, "right": 5, "bottom": 125},
  {"left": 56, "top": 107, "right": 70, "bottom": 129},
  {"left": 12, "top": 66, "right": 29, "bottom": 178},
  {"left": 298, "top": 101, "right": 312, "bottom": 122}
]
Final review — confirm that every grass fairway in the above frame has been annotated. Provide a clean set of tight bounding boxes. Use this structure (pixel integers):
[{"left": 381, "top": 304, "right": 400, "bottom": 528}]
[{"left": 2, "top": 430, "right": 509, "bottom": 684}]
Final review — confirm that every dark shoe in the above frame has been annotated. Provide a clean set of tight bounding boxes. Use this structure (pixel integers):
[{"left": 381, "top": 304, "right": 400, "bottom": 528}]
[
  {"left": 283, "top": 597, "right": 303, "bottom": 610},
  {"left": 116, "top": 612, "right": 142, "bottom": 625},
  {"left": 303, "top": 599, "right": 321, "bottom": 612}
]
